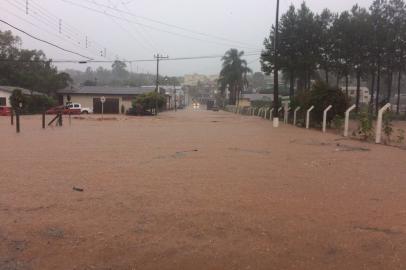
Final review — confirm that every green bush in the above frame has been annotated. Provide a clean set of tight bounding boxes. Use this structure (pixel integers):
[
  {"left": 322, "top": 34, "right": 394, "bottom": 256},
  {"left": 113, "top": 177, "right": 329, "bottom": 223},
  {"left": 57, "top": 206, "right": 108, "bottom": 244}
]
[
  {"left": 10, "top": 89, "right": 56, "bottom": 114},
  {"left": 308, "top": 81, "right": 348, "bottom": 125},
  {"left": 357, "top": 109, "right": 373, "bottom": 141},
  {"left": 333, "top": 115, "right": 344, "bottom": 132},
  {"left": 9, "top": 89, "right": 26, "bottom": 110},
  {"left": 251, "top": 100, "right": 273, "bottom": 109},
  {"left": 396, "top": 129, "right": 405, "bottom": 144},
  {"left": 382, "top": 111, "right": 394, "bottom": 143},
  {"left": 132, "top": 92, "right": 166, "bottom": 112},
  {"left": 290, "top": 81, "right": 348, "bottom": 127},
  {"left": 25, "top": 95, "right": 56, "bottom": 114}
]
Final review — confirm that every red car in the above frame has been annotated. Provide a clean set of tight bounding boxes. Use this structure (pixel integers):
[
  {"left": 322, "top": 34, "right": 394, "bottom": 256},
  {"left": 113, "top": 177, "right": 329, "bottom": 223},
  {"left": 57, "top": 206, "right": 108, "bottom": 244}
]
[
  {"left": 0, "top": 106, "right": 12, "bottom": 116},
  {"left": 46, "top": 105, "right": 81, "bottom": 115}
]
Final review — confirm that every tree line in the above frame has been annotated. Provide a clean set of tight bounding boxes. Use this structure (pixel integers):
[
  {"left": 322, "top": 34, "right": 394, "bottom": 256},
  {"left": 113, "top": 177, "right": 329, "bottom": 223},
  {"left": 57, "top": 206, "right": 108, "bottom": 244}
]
[
  {"left": 65, "top": 61, "right": 183, "bottom": 88},
  {"left": 0, "top": 30, "right": 71, "bottom": 96},
  {"left": 261, "top": 0, "right": 406, "bottom": 114}
]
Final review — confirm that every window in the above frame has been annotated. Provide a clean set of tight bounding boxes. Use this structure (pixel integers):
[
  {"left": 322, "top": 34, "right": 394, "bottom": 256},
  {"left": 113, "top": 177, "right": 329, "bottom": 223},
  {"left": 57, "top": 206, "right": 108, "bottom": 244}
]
[
  {"left": 0, "top": 97, "right": 6, "bottom": 106},
  {"left": 74, "top": 104, "right": 80, "bottom": 108}
]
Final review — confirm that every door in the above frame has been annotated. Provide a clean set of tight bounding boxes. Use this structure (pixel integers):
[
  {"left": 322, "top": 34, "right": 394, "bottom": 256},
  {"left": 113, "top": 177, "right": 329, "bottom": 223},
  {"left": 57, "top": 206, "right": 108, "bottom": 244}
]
[{"left": 93, "top": 98, "right": 119, "bottom": 114}]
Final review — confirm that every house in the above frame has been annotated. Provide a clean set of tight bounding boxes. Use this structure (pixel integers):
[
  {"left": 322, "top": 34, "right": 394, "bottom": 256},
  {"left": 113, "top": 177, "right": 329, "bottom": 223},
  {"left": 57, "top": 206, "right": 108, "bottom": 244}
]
[
  {"left": 342, "top": 87, "right": 371, "bottom": 104},
  {"left": 240, "top": 93, "right": 290, "bottom": 108},
  {"left": 0, "top": 86, "right": 44, "bottom": 107},
  {"left": 57, "top": 86, "right": 158, "bottom": 114},
  {"left": 160, "top": 85, "right": 185, "bottom": 109}
]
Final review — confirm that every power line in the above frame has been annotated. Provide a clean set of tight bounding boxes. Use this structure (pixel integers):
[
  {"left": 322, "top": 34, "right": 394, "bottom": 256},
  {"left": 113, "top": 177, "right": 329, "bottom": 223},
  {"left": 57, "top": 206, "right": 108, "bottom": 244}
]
[
  {"left": 0, "top": 52, "right": 261, "bottom": 63},
  {"left": 19, "top": 0, "right": 117, "bottom": 59},
  {"left": 60, "top": 0, "right": 260, "bottom": 50},
  {"left": 118, "top": 0, "right": 160, "bottom": 53},
  {"left": 0, "top": 19, "right": 93, "bottom": 60},
  {"left": 6, "top": 0, "right": 106, "bottom": 58},
  {"left": 72, "top": 0, "right": 257, "bottom": 48}
]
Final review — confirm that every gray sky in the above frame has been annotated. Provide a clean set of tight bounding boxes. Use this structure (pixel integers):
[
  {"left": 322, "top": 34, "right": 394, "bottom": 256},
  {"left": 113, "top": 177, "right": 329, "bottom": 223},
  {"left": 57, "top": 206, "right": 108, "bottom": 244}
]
[{"left": 1, "top": 0, "right": 373, "bottom": 76}]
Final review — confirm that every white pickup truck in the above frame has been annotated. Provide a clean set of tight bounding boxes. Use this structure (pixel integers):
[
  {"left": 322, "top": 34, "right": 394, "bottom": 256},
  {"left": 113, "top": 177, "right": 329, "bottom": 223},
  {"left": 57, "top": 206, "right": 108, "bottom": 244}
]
[{"left": 66, "top": 103, "right": 93, "bottom": 114}]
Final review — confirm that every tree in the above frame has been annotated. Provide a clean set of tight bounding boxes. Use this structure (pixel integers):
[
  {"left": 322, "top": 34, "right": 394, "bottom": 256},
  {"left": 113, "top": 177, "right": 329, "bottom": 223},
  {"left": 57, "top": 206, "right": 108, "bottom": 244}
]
[
  {"left": 248, "top": 72, "right": 266, "bottom": 92},
  {"left": 218, "top": 49, "right": 251, "bottom": 105},
  {"left": 132, "top": 92, "right": 166, "bottom": 113},
  {"left": 293, "top": 81, "right": 348, "bottom": 125},
  {"left": 9, "top": 89, "right": 26, "bottom": 110},
  {"left": 278, "top": 5, "right": 300, "bottom": 99},
  {"left": 317, "top": 9, "right": 336, "bottom": 85},
  {"left": 112, "top": 60, "right": 129, "bottom": 81},
  {"left": 348, "top": 5, "right": 373, "bottom": 112},
  {"left": 330, "top": 11, "right": 352, "bottom": 93},
  {"left": 262, "top": 3, "right": 321, "bottom": 94},
  {"left": 0, "top": 30, "right": 72, "bottom": 96}
]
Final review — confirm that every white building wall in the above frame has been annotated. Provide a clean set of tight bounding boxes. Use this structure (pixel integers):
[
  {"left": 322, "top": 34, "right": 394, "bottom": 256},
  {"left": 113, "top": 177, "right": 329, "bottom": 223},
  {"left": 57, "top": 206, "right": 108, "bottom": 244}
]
[
  {"left": 0, "top": 90, "right": 11, "bottom": 107},
  {"left": 61, "top": 94, "right": 131, "bottom": 114}
]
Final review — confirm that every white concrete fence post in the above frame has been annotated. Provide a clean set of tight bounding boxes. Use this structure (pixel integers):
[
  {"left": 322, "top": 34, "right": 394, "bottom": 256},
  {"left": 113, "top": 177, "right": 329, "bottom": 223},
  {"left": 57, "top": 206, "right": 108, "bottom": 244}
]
[
  {"left": 375, "top": 103, "right": 391, "bottom": 144},
  {"left": 344, "top": 104, "right": 356, "bottom": 137},
  {"left": 293, "top": 107, "right": 301, "bottom": 126},
  {"left": 273, "top": 108, "right": 280, "bottom": 127},
  {"left": 306, "top": 106, "right": 315, "bottom": 129},
  {"left": 269, "top": 108, "right": 274, "bottom": 121},
  {"left": 322, "top": 105, "right": 333, "bottom": 133},
  {"left": 284, "top": 107, "right": 291, "bottom": 124}
]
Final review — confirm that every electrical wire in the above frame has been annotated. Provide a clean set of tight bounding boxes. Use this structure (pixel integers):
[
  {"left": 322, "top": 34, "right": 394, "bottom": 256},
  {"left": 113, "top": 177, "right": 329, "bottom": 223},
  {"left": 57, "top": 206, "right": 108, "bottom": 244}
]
[
  {"left": 117, "top": 0, "right": 160, "bottom": 53},
  {"left": 7, "top": 0, "right": 106, "bottom": 58},
  {"left": 0, "top": 19, "right": 93, "bottom": 60},
  {"left": 0, "top": 52, "right": 261, "bottom": 64},
  {"left": 70, "top": 0, "right": 257, "bottom": 48},
  {"left": 21, "top": 0, "right": 117, "bottom": 59},
  {"left": 59, "top": 0, "right": 261, "bottom": 50}
]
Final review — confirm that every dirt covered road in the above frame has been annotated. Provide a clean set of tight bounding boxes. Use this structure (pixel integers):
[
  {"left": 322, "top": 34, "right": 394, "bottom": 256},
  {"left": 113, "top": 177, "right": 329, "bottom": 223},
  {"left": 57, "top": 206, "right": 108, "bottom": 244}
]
[{"left": 1, "top": 109, "right": 406, "bottom": 269}]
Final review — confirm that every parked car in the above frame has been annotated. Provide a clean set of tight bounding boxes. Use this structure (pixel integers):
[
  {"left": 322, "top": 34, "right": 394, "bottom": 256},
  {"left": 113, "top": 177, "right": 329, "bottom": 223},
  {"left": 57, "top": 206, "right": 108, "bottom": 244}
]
[
  {"left": 46, "top": 103, "right": 92, "bottom": 115},
  {"left": 0, "top": 106, "right": 12, "bottom": 116},
  {"left": 67, "top": 103, "right": 93, "bottom": 114}
]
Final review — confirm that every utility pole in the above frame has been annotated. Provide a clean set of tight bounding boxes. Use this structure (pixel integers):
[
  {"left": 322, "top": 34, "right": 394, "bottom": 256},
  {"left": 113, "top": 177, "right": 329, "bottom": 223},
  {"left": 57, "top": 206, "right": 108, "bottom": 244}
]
[
  {"left": 154, "top": 54, "right": 168, "bottom": 115},
  {"left": 174, "top": 84, "right": 177, "bottom": 112},
  {"left": 154, "top": 54, "right": 169, "bottom": 93},
  {"left": 273, "top": 0, "right": 280, "bottom": 122}
]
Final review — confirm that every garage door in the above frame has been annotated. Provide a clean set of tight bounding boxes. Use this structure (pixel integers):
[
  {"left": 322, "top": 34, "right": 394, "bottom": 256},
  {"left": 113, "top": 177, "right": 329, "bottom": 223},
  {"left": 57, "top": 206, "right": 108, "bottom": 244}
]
[{"left": 93, "top": 98, "right": 119, "bottom": 114}]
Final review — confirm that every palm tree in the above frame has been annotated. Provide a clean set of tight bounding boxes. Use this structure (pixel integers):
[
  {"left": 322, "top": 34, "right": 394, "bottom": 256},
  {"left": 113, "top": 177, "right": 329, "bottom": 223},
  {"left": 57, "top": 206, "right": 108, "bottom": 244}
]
[{"left": 218, "top": 49, "right": 252, "bottom": 105}]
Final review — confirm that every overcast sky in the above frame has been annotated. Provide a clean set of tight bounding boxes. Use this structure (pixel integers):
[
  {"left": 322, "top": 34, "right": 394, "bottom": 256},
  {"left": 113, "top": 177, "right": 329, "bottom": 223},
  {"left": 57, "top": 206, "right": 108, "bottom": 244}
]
[{"left": 1, "top": 0, "right": 374, "bottom": 76}]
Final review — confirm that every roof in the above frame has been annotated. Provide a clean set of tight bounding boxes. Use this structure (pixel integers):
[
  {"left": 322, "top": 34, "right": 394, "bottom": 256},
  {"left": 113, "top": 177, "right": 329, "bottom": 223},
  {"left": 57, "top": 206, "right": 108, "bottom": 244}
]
[
  {"left": 58, "top": 86, "right": 157, "bottom": 95},
  {"left": 0, "top": 86, "right": 44, "bottom": 96}
]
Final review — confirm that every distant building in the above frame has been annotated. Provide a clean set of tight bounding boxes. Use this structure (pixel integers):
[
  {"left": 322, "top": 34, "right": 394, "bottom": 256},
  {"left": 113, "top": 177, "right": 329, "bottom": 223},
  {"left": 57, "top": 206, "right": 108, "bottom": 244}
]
[
  {"left": 160, "top": 85, "right": 185, "bottom": 109},
  {"left": 342, "top": 86, "right": 371, "bottom": 104},
  {"left": 391, "top": 94, "right": 406, "bottom": 113},
  {"left": 183, "top": 74, "right": 218, "bottom": 87},
  {"left": 240, "top": 93, "right": 290, "bottom": 107},
  {"left": 58, "top": 86, "right": 156, "bottom": 114},
  {"left": 0, "top": 86, "right": 44, "bottom": 107}
]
